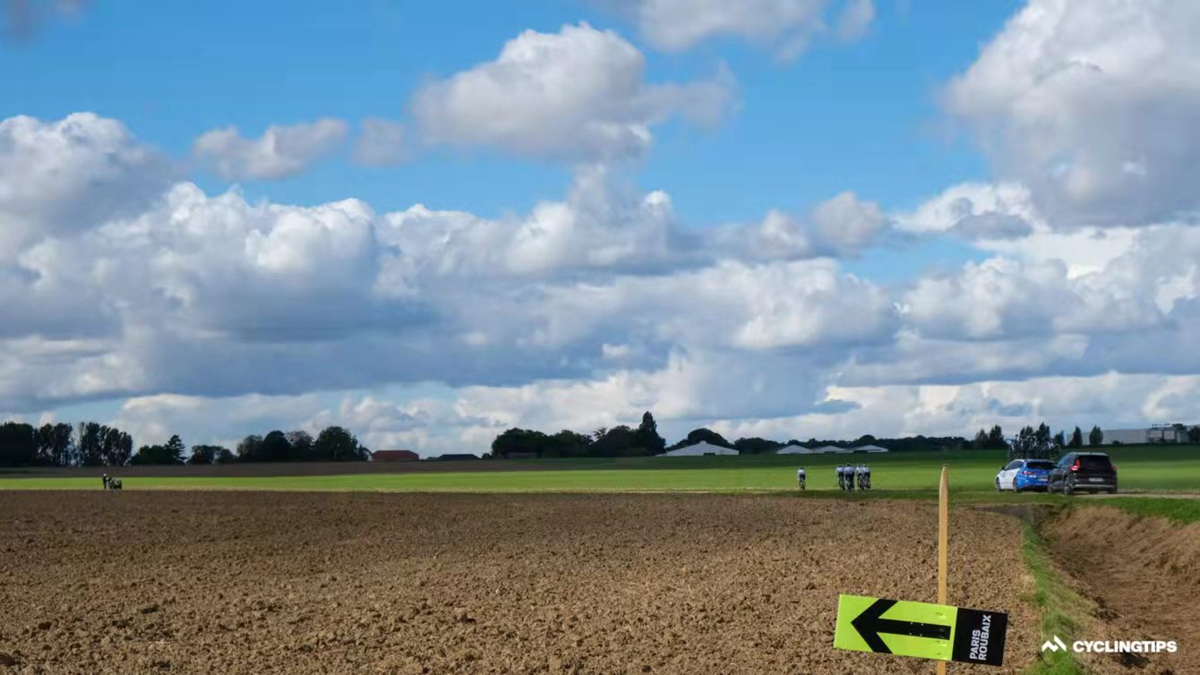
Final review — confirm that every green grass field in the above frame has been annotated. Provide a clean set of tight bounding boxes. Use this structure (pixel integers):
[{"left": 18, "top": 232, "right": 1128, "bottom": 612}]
[{"left": 3, "top": 445, "right": 1199, "bottom": 496}]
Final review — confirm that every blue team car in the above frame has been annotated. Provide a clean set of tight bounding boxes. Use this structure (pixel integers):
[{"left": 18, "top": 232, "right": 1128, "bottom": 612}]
[{"left": 995, "top": 458, "right": 1056, "bottom": 492}]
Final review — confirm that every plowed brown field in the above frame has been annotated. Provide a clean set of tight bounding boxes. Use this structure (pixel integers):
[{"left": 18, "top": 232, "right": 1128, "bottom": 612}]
[
  {"left": 1044, "top": 506, "right": 1200, "bottom": 674},
  {"left": 0, "top": 492, "right": 1039, "bottom": 674}
]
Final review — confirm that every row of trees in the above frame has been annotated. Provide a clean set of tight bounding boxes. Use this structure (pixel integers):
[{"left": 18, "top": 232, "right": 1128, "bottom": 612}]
[
  {"left": 490, "top": 415, "right": 1200, "bottom": 461},
  {"left": 0, "top": 422, "right": 133, "bottom": 467},
  {"left": 490, "top": 413, "right": 971, "bottom": 459},
  {"left": 970, "top": 423, "right": 1105, "bottom": 450},
  {"left": 651, "top": 427, "right": 968, "bottom": 455},
  {"left": 491, "top": 413, "right": 666, "bottom": 458},
  {"left": 234, "top": 428, "right": 368, "bottom": 463},
  {"left": 132, "top": 427, "right": 369, "bottom": 465},
  {"left": 0, "top": 421, "right": 367, "bottom": 466}
]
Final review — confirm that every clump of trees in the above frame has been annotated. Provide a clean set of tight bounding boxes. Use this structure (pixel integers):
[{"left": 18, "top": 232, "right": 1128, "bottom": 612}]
[
  {"left": 131, "top": 435, "right": 187, "bottom": 465},
  {"left": 665, "top": 428, "right": 733, "bottom": 451},
  {"left": 37, "top": 423, "right": 77, "bottom": 465},
  {"left": 732, "top": 437, "right": 785, "bottom": 454},
  {"left": 188, "top": 445, "right": 234, "bottom": 465},
  {"left": 235, "top": 426, "right": 368, "bottom": 462},
  {"left": 0, "top": 422, "right": 40, "bottom": 466},
  {"left": 973, "top": 425, "right": 1011, "bottom": 450}
]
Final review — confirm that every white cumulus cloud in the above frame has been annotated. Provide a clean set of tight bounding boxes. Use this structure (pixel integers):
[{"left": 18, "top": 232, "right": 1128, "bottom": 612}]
[
  {"left": 0, "top": 113, "right": 173, "bottom": 259},
  {"left": 945, "top": 0, "right": 1200, "bottom": 226},
  {"left": 412, "top": 22, "right": 735, "bottom": 162},
  {"left": 604, "top": 0, "right": 873, "bottom": 57},
  {"left": 193, "top": 118, "right": 349, "bottom": 180}
]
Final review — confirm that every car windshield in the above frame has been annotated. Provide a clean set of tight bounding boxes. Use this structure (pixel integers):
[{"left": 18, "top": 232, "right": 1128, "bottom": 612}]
[
  {"left": 1079, "top": 455, "right": 1112, "bottom": 470},
  {"left": 1025, "top": 461, "right": 1055, "bottom": 470}
]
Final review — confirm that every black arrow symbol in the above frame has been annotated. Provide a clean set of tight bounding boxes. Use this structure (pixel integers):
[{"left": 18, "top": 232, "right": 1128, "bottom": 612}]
[{"left": 851, "top": 598, "right": 951, "bottom": 654}]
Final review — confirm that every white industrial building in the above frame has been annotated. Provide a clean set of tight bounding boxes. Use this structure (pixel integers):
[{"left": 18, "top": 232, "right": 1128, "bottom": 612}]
[
  {"left": 1102, "top": 428, "right": 1150, "bottom": 445},
  {"left": 1102, "top": 424, "right": 1194, "bottom": 445},
  {"left": 776, "top": 444, "right": 886, "bottom": 454},
  {"left": 662, "top": 441, "right": 739, "bottom": 457}
]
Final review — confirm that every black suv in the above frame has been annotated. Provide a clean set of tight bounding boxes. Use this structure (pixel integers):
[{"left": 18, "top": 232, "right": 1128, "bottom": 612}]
[{"left": 1048, "top": 452, "right": 1117, "bottom": 495}]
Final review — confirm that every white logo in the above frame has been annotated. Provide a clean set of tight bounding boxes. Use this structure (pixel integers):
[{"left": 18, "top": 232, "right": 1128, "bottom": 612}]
[
  {"left": 1041, "top": 636, "right": 1068, "bottom": 653},
  {"left": 1041, "top": 636, "right": 1177, "bottom": 654}
]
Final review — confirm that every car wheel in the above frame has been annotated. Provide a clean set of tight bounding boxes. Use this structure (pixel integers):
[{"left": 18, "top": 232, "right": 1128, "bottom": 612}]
[
  {"left": 1063, "top": 477, "right": 1075, "bottom": 496},
  {"left": 1013, "top": 482, "right": 1022, "bottom": 494},
  {"left": 996, "top": 478, "right": 1002, "bottom": 492}
]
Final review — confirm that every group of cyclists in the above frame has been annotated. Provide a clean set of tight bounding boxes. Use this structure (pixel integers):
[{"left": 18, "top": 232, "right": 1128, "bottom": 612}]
[
  {"left": 793, "top": 464, "right": 872, "bottom": 491},
  {"left": 838, "top": 463, "right": 871, "bottom": 491}
]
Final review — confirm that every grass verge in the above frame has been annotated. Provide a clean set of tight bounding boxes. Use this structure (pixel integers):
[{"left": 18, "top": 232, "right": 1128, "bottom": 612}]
[
  {"left": 1097, "top": 496, "right": 1200, "bottom": 524},
  {"left": 1022, "top": 520, "right": 1091, "bottom": 675}
]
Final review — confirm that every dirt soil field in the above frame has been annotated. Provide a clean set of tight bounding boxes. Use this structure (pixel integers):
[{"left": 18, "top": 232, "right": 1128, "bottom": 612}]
[
  {"left": 1043, "top": 506, "right": 1200, "bottom": 674},
  {"left": 0, "top": 492, "right": 1041, "bottom": 674}
]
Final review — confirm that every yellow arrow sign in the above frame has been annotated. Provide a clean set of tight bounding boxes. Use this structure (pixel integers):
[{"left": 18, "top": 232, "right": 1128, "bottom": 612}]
[{"left": 834, "top": 594, "right": 1008, "bottom": 667}]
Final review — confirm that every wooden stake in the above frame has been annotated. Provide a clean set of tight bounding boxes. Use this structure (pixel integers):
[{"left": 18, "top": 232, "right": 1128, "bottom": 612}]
[{"left": 937, "top": 465, "right": 949, "bottom": 675}]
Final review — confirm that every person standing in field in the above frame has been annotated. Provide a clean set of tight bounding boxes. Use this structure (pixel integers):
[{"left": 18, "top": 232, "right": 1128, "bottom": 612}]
[
  {"left": 796, "top": 467, "right": 806, "bottom": 490},
  {"left": 102, "top": 473, "right": 109, "bottom": 490}
]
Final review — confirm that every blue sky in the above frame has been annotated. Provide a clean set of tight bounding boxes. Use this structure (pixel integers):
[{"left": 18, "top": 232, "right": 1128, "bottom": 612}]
[
  {"left": 3, "top": 0, "right": 1011, "bottom": 218},
  {"left": 3, "top": 0, "right": 1199, "bottom": 454},
  {"left": 2, "top": 0, "right": 1007, "bottom": 287}
]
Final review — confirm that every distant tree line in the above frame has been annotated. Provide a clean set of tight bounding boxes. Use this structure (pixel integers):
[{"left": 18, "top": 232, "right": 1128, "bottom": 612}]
[
  {"left": 490, "top": 415, "right": 1200, "bottom": 460},
  {"left": 778, "top": 434, "right": 970, "bottom": 454},
  {"left": 491, "top": 412, "right": 666, "bottom": 458},
  {"left": 970, "top": 423, "right": 1109, "bottom": 450},
  {"left": 490, "top": 413, "right": 974, "bottom": 459},
  {"left": 0, "top": 421, "right": 367, "bottom": 467},
  {"left": 661, "top": 430, "right": 969, "bottom": 454}
]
